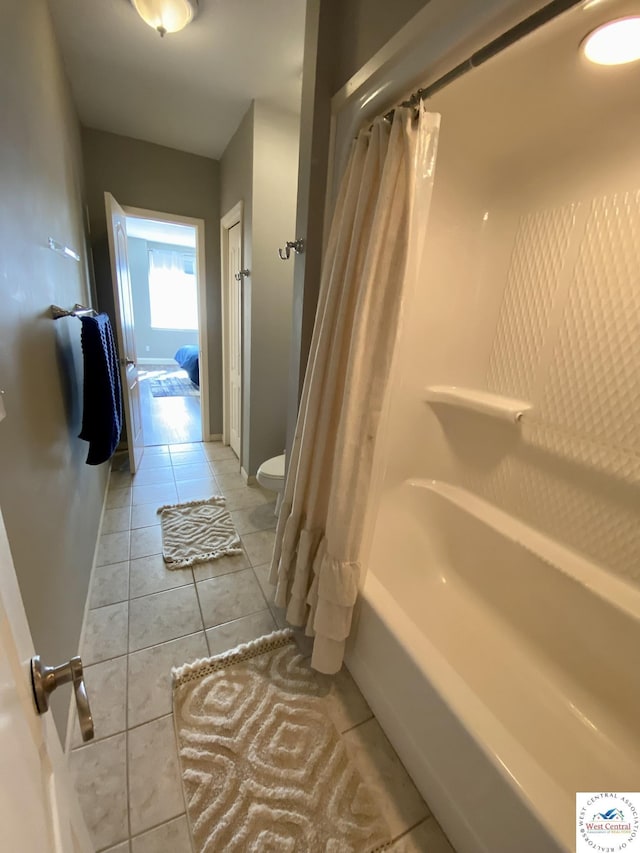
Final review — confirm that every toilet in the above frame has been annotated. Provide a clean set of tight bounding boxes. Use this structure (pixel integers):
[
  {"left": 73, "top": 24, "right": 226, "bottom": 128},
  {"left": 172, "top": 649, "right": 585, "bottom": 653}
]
[{"left": 256, "top": 454, "right": 286, "bottom": 514}]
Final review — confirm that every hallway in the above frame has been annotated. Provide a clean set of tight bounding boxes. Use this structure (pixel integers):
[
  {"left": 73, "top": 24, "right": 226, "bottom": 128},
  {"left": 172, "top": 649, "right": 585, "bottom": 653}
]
[{"left": 67, "top": 441, "right": 452, "bottom": 852}]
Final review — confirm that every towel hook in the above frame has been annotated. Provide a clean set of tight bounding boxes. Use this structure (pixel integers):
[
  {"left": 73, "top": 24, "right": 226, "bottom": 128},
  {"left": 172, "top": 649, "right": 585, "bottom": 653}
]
[
  {"left": 278, "top": 239, "right": 305, "bottom": 261},
  {"left": 234, "top": 269, "right": 250, "bottom": 282}
]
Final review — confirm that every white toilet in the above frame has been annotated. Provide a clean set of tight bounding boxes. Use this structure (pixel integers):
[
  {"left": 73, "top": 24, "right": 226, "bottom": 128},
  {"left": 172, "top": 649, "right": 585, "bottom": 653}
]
[{"left": 256, "top": 454, "right": 286, "bottom": 514}]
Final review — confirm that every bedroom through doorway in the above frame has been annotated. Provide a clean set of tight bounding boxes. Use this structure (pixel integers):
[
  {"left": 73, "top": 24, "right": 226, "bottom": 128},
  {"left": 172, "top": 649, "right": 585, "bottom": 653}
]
[{"left": 124, "top": 210, "right": 208, "bottom": 446}]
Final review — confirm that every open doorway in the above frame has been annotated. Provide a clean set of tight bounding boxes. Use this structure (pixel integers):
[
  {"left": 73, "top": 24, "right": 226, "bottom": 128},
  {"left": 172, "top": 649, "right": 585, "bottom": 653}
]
[{"left": 123, "top": 208, "right": 209, "bottom": 446}]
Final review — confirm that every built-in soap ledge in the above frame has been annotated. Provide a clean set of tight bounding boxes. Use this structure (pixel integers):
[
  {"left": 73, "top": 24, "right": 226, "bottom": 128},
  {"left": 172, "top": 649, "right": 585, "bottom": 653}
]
[{"left": 424, "top": 385, "right": 532, "bottom": 424}]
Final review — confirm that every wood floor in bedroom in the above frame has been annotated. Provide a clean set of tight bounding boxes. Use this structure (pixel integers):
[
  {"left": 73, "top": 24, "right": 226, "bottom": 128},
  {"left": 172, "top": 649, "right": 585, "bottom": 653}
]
[{"left": 138, "top": 365, "right": 202, "bottom": 446}]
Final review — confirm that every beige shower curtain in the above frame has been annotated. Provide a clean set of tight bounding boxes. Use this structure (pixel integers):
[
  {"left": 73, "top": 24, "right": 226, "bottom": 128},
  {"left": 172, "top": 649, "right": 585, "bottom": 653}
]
[{"left": 269, "top": 104, "right": 440, "bottom": 673}]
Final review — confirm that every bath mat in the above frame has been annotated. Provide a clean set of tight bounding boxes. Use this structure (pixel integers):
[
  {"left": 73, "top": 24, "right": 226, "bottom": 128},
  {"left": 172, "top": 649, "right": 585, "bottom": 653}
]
[
  {"left": 149, "top": 375, "right": 199, "bottom": 397},
  {"left": 172, "top": 630, "right": 392, "bottom": 853},
  {"left": 158, "top": 497, "right": 242, "bottom": 569}
]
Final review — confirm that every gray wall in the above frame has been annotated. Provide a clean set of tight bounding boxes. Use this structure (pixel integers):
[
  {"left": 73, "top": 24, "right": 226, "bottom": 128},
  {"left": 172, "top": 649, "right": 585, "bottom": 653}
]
[
  {"left": 0, "top": 0, "right": 108, "bottom": 735},
  {"left": 81, "top": 129, "right": 222, "bottom": 434},
  {"left": 128, "top": 238, "right": 198, "bottom": 361},
  {"left": 220, "top": 106, "right": 254, "bottom": 466},
  {"left": 220, "top": 103, "right": 299, "bottom": 476},
  {"left": 286, "top": 0, "right": 431, "bottom": 458}
]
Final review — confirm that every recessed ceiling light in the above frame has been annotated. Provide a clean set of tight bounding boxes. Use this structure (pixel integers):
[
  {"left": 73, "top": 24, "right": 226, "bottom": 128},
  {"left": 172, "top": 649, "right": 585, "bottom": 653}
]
[{"left": 582, "top": 16, "right": 640, "bottom": 66}]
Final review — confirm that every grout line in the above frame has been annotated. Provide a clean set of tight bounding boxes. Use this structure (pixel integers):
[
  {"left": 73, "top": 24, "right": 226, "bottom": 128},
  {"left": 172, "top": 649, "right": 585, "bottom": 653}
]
[
  {"left": 340, "top": 714, "right": 375, "bottom": 735},
  {"left": 126, "top": 813, "right": 188, "bottom": 846},
  {"left": 125, "top": 517, "right": 133, "bottom": 847},
  {"left": 192, "top": 571, "right": 210, "bottom": 656}
]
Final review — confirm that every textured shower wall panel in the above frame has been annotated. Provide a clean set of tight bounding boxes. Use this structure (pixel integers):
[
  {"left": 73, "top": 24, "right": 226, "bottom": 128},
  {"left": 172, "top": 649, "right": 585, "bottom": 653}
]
[{"left": 469, "top": 187, "right": 640, "bottom": 583}]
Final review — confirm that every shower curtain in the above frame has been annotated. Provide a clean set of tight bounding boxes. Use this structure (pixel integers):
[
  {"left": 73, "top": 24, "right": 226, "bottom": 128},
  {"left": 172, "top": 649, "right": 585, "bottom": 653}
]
[{"left": 269, "top": 104, "right": 440, "bottom": 673}]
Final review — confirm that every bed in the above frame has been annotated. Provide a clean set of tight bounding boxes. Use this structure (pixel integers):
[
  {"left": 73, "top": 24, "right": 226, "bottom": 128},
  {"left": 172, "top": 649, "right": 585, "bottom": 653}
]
[{"left": 174, "top": 345, "right": 199, "bottom": 387}]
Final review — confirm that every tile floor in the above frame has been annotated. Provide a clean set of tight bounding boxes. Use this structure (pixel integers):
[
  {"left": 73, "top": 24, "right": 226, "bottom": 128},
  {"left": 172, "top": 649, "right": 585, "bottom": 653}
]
[{"left": 68, "top": 441, "right": 454, "bottom": 852}]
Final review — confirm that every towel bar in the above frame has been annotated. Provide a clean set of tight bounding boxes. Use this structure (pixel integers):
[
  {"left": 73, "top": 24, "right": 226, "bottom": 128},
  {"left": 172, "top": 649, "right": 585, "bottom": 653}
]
[{"left": 51, "top": 303, "right": 98, "bottom": 320}]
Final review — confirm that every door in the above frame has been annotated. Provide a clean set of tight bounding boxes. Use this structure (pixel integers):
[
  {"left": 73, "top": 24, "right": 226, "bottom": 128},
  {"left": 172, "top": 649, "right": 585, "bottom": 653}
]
[
  {"left": 228, "top": 222, "right": 242, "bottom": 458},
  {"left": 0, "top": 504, "right": 93, "bottom": 853},
  {"left": 105, "top": 192, "right": 144, "bottom": 473}
]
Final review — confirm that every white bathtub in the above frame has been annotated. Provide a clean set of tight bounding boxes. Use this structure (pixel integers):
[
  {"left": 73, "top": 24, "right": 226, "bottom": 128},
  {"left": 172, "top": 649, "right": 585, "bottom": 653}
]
[{"left": 346, "top": 479, "right": 640, "bottom": 853}]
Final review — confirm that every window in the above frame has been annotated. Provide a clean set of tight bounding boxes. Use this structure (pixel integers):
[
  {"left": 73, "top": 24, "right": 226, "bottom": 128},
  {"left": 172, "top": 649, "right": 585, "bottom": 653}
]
[{"left": 148, "top": 248, "right": 198, "bottom": 330}]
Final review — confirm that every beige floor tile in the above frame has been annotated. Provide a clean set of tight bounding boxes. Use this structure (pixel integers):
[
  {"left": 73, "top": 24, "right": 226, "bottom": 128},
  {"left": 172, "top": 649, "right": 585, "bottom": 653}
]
[
  {"left": 131, "top": 502, "right": 162, "bottom": 529},
  {"left": 202, "top": 442, "right": 236, "bottom": 460},
  {"left": 130, "top": 524, "right": 163, "bottom": 559},
  {"left": 252, "top": 562, "right": 288, "bottom": 628},
  {"left": 106, "top": 487, "right": 132, "bottom": 509},
  {"left": 110, "top": 470, "right": 134, "bottom": 490},
  {"left": 129, "top": 553, "right": 192, "bottom": 598},
  {"left": 231, "top": 501, "right": 277, "bottom": 534},
  {"left": 70, "top": 656, "right": 127, "bottom": 748},
  {"left": 176, "top": 478, "right": 219, "bottom": 502},
  {"left": 96, "top": 531, "right": 130, "bottom": 566},
  {"left": 170, "top": 450, "right": 206, "bottom": 466},
  {"left": 128, "top": 715, "right": 185, "bottom": 836},
  {"left": 192, "top": 550, "right": 249, "bottom": 582},
  {"left": 82, "top": 601, "right": 129, "bottom": 665},
  {"left": 129, "top": 585, "right": 202, "bottom": 651},
  {"left": 131, "top": 466, "right": 175, "bottom": 486},
  {"left": 136, "top": 453, "right": 172, "bottom": 470},
  {"left": 69, "top": 733, "right": 128, "bottom": 851},
  {"left": 169, "top": 442, "right": 202, "bottom": 453},
  {"left": 206, "top": 609, "right": 276, "bottom": 655},
  {"left": 342, "top": 719, "right": 429, "bottom": 838},
  {"left": 132, "top": 482, "right": 178, "bottom": 506},
  {"left": 197, "top": 568, "right": 267, "bottom": 629},
  {"left": 89, "top": 561, "right": 129, "bottom": 608},
  {"left": 389, "top": 818, "right": 455, "bottom": 852},
  {"left": 215, "top": 470, "right": 246, "bottom": 492},
  {"left": 172, "top": 462, "right": 213, "bottom": 482},
  {"left": 131, "top": 815, "right": 191, "bottom": 853},
  {"left": 102, "top": 506, "right": 132, "bottom": 535},
  {"left": 208, "top": 457, "right": 241, "bottom": 476},
  {"left": 241, "top": 529, "right": 276, "bottom": 566},
  {"left": 103, "top": 842, "right": 130, "bottom": 853},
  {"left": 128, "top": 632, "right": 207, "bottom": 728},
  {"left": 318, "top": 666, "right": 373, "bottom": 734},
  {"left": 223, "top": 486, "right": 273, "bottom": 511},
  {"left": 142, "top": 445, "right": 170, "bottom": 456}
]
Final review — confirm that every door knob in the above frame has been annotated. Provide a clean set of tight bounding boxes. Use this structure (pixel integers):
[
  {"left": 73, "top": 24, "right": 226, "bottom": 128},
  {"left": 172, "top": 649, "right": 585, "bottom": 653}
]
[
  {"left": 31, "top": 655, "right": 94, "bottom": 743},
  {"left": 121, "top": 358, "right": 135, "bottom": 366}
]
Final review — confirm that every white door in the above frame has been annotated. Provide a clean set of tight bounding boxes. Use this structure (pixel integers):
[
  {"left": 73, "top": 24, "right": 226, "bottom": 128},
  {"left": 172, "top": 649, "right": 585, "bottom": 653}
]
[
  {"left": 0, "top": 504, "right": 93, "bottom": 853},
  {"left": 228, "top": 222, "right": 242, "bottom": 458},
  {"left": 105, "top": 192, "right": 144, "bottom": 473}
]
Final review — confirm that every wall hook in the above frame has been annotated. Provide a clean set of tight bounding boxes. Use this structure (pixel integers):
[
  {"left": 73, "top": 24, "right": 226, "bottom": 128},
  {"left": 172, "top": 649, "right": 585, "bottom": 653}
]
[
  {"left": 278, "top": 239, "right": 305, "bottom": 260},
  {"left": 234, "top": 269, "right": 250, "bottom": 282}
]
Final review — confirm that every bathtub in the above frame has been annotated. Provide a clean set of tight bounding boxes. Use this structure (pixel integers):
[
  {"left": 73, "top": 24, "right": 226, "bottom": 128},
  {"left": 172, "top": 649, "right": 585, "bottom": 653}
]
[{"left": 346, "top": 479, "right": 640, "bottom": 853}]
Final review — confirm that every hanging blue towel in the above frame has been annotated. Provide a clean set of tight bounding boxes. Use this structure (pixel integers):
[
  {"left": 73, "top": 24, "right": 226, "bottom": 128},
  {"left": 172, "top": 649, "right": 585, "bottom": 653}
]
[{"left": 79, "top": 314, "right": 123, "bottom": 465}]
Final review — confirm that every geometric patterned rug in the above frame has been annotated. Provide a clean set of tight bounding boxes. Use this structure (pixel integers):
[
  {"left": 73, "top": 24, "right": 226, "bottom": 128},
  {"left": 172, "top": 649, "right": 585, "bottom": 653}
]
[
  {"left": 172, "top": 630, "right": 393, "bottom": 853},
  {"left": 149, "top": 375, "right": 200, "bottom": 397},
  {"left": 158, "top": 496, "right": 242, "bottom": 569}
]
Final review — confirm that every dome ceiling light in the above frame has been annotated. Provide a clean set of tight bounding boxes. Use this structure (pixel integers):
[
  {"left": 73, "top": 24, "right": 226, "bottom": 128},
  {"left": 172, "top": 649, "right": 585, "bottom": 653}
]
[
  {"left": 582, "top": 16, "right": 640, "bottom": 65},
  {"left": 130, "top": 0, "right": 199, "bottom": 38}
]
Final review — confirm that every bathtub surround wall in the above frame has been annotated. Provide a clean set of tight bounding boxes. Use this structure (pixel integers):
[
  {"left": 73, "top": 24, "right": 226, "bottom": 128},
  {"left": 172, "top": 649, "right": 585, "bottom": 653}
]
[
  {"left": 0, "top": 0, "right": 108, "bottom": 736},
  {"left": 82, "top": 129, "right": 222, "bottom": 434},
  {"left": 344, "top": 2, "right": 640, "bottom": 851},
  {"left": 220, "top": 102, "right": 299, "bottom": 476}
]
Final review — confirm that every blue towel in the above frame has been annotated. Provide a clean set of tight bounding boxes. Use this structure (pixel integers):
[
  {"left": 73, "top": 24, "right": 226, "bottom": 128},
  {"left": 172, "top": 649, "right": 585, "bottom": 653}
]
[{"left": 79, "top": 314, "right": 123, "bottom": 465}]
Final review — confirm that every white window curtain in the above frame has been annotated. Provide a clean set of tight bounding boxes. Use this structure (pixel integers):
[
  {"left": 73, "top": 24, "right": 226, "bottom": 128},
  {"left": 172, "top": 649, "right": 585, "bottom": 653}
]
[
  {"left": 269, "top": 104, "right": 440, "bottom": 673},
  {"left": 148, "top": 248, "right": 198, "bottom": 330}
]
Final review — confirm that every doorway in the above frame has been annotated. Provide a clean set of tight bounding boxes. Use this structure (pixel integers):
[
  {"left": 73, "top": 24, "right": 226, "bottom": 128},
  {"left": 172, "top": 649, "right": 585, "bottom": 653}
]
[{"left": 123, "top": 208, "right": 209, "bottom": 446}]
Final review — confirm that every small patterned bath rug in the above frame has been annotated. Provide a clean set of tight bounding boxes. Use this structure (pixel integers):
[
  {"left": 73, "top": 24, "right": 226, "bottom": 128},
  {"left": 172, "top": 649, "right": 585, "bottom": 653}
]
[
  {"left": 158, "top": 496, "right": 242, "bottom": 569},
  {"left": 172, "top": 630, "right": 393, "bottom": 853},
  {"left": 149, "top": 375, "right": 199, "bottom": 397}
]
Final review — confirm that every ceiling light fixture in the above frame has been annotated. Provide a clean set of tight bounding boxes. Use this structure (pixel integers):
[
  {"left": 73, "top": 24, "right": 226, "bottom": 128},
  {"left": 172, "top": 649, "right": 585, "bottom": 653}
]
[
  {"left": 582, "top": 16, "right": 640, "bottom": 65},
  {"left": 130, "top": 0, "right": 198, "bottom": 38}
]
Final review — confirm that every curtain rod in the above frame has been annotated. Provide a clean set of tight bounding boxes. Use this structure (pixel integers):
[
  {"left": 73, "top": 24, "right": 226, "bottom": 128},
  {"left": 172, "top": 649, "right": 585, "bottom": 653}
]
[{"left": 382, "top": 0, "right": 583, "bottom": 122}]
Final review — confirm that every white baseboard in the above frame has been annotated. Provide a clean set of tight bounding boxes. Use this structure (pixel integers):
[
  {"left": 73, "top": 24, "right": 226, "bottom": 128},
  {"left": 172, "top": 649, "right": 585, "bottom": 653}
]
[
  {"left": 241, "top": 466, "right": 256, "bottom": 485},
  {"left": 138, "top": 357, "right": 177, "bottom": 365},
  {"left": 208, "top": 434, "right": 223, "bottom": 442}
]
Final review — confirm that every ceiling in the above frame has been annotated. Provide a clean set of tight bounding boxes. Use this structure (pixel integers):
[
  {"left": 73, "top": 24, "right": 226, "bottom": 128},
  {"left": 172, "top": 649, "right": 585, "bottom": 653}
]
[{"left": 48, "top": 0, "right": 306, "bottom": 159}]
